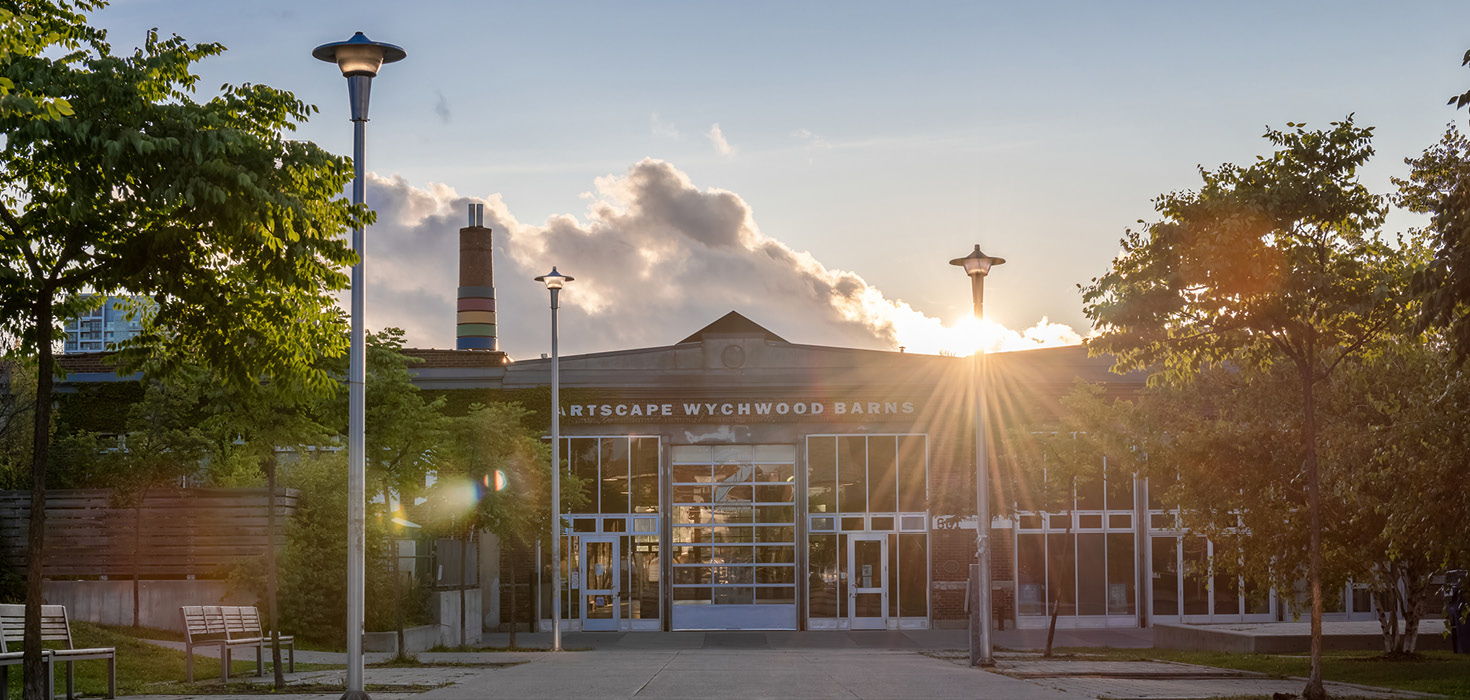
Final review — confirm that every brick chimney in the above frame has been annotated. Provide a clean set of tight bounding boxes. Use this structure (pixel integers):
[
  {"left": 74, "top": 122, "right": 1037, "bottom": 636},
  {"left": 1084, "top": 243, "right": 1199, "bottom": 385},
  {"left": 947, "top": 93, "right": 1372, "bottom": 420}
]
[{"left": 456, "top": 203, "right": 496, "bottom": 350}]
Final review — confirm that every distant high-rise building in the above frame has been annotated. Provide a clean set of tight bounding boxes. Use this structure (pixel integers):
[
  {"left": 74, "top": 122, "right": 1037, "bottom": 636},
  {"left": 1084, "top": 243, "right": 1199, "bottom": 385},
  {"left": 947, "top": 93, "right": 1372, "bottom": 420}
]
[{"left": 62, "top": 295, "right": 143, "bottom": 354}]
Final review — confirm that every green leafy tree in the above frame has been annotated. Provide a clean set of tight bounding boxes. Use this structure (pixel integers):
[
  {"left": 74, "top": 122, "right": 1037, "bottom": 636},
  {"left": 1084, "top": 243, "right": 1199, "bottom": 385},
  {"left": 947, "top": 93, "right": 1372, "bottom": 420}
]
[
  {"left": 193, "top": 372, "right": 334, "bottom": 689},
  {"left": 105, "top": 379, "right": 210, "bottom": 628},
  {"left": 423, "top": 402, "right": 586, "bottom": 649},
  {"left": 1325, "top": 334, "right": 1470, "bottom": 654},
  {"left": 1398, "top": 119, "right": 1470, "bottom": 357},
  {"left": 0, "top": 5, "right": 362, "bottom": 695},
  {"left": 1081, "top": 119, "right": 1403, "bottom": 700},
  {"left": 1001, "top": 385, "right": 1110, "bottom": 656}
]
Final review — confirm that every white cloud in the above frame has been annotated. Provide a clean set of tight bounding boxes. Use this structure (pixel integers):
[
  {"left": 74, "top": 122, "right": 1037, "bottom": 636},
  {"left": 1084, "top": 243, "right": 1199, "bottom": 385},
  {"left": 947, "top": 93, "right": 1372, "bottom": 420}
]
[
  {"left": 357, "top": 159, "right": 1082, "bottom": 358},
  {"left": 707, "top": 123, "right": 735, "bottom": 156},
  {"left": 650, "top": 112, "right": 680, "bottom": 139}
]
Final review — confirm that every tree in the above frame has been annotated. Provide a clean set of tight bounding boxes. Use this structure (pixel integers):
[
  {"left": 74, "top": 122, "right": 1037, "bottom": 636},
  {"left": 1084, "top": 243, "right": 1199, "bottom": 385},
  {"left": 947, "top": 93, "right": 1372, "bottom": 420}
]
[
  {"left": 104, "top": 379, "right": 210, "bottom": 628},
  {"left": 424, "top": 402, "right": 585, "bottom": 649},
  {"left": 1426, "top": 54, "right": 1470, "bottom": 355},
  {"left": 1001, "top": 384, "right": 1111, "bottom": 657},
  {"left": 0, "top": 5, "right": 363, "bottom": 696},
  {"left": 1325, "top": 334, "right": 1470, "bottom": 654},
  {"left": 1081, "top": 119, "right": 1403, "bottom": 700},
  {"left": 193, "top": 371, "right": 335, "bottom": 689}
]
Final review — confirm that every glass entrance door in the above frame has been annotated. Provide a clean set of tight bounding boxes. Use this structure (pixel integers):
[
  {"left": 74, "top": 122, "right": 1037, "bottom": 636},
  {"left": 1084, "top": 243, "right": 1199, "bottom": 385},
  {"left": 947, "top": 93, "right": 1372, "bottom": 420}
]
[
  {"left": 847, "top": 534, "right": 888, "bottom": 630},
  {"left": 579, "top": 535, "right": 620, "bottom": 631}
]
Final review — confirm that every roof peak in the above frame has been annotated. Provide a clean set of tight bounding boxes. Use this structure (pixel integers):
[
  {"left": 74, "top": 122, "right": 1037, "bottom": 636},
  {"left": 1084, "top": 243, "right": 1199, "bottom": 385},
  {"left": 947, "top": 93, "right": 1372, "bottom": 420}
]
[{"left": 678, "top": 311, "right": 788, "bottom": 344}]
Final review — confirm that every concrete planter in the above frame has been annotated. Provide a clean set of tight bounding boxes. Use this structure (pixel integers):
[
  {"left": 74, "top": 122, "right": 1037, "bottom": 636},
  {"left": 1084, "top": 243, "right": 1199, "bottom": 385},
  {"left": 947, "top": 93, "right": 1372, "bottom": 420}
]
[{"left": 362, "top": 624, "right": 440, "bottom": 655}]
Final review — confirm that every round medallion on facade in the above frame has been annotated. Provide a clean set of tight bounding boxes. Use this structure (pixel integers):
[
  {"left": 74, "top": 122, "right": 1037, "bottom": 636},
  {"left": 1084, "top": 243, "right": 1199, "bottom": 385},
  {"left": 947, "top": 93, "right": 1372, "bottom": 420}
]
[{"left": 721, "top": 344, "right": 746, "bottom": 369}]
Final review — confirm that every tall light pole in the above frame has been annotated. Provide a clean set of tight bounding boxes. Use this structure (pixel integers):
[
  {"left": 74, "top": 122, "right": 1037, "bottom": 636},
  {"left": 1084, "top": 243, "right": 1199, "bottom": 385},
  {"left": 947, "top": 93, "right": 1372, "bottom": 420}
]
[
  {"left": 950, "top": 244, "right": 1005, "bottom": 668},
  {"left": 313, "top": 31, "right": 406, "bottom": 700},
  {"left": 535, "top": 267, "right": 573, "bottom": 652}
]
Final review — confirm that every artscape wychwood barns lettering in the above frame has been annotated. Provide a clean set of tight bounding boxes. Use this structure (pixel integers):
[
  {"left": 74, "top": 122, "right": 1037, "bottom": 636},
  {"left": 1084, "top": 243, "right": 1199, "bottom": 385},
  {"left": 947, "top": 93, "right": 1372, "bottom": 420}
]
[{"left": 559, "top": 399, "right": 918, "bottom": 423}]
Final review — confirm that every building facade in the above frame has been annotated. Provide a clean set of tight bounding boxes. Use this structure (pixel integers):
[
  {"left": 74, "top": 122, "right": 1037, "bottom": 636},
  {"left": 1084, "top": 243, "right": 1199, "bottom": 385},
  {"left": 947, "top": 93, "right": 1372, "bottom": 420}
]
[
  {"left": 410, "top": 310, "right": 1380, "bottom": 632},
  {"left": 62, "top": 295, "right": 143, "bottom": 354}
]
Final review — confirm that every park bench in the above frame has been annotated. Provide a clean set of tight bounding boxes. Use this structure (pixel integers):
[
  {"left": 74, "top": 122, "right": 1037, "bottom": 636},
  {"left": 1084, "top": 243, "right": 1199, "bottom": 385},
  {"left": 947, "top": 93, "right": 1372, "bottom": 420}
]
[
  {"left": 0, "top": 603, "right": 115, "bottom": 700},
  {"left": 219, "top": 606, "right": 293, "bottom": 678},
  {"left": 0, "top": 603, "right": 51, "bottom": 699},
  {"left": 180, "top": 605, "right": 293, "bottom": 683}
]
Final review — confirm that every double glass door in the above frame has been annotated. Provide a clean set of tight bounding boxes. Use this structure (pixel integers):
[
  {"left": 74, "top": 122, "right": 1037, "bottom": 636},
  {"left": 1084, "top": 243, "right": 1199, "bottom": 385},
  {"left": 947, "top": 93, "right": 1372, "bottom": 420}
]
[
  {"left": 847, "top": 534, "right": 888, "bottom": 629},
  {"left": 579, "top": 535, "right": 620, "bottom": 631}
]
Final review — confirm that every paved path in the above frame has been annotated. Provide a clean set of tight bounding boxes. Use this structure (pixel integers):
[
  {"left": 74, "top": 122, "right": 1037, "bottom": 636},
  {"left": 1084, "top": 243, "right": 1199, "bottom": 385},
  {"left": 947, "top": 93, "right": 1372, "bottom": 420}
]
[{"left": 412, "top": 648, "right": 1087, "bottom": 699}]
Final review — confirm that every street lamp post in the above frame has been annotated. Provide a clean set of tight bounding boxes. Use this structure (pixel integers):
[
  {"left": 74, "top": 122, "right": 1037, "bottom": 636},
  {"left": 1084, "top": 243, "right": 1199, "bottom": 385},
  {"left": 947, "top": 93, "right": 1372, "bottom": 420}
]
[
  {"left": 312, "top": 31, "right": 406, "bottom": 700},
  {"left": 535, "top": 267, "right": 573, "bottom": 652},
  {"left": 950, "top": 244, "right": 1005, "bottom": 668}
]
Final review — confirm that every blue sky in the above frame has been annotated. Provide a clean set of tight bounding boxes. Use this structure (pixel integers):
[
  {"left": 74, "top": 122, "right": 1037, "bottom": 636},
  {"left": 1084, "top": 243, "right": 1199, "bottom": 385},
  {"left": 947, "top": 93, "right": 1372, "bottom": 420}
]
[{"left": 92, "top": 1, "right": 1470, "bottom": 355}]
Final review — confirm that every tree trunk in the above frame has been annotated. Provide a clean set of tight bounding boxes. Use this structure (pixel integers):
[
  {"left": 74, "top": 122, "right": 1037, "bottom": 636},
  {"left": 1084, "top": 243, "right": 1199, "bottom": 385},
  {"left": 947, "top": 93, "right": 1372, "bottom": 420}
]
[
  {"left": 508, "top": 551, "right": 517, "bottom": 650},
  {"left": 1402, "top": 565, "right": 1428, "bottom": 654},
  {"left": 459, "top": 533, "right": 469, "bottom": 648},
  {"left": 1299, "top": 355, "right": 1326, "bottom": 700},
  {"left": 1043, "top": 517, "right": 1073, "bottom": 658},
  {"left": 266, "top": 454, "right": 284, "bottom": 689},
  {"left": 1374, "top": 575, "right": 1399, "bottom": 654},
  {"left": 23, "top": 294, "right": 55, "bottom": 700}
]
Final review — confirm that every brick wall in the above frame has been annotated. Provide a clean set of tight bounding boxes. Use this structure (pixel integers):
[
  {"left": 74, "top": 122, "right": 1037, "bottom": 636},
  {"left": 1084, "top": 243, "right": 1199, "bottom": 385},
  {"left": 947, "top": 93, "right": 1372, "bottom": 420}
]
[{"left": 931, "top": 525, "right": 1015, "bottom": 625}]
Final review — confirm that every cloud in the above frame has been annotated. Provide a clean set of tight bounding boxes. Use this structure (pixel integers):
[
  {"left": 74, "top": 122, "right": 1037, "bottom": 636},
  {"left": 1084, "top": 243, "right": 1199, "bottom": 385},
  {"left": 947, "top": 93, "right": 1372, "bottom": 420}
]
[
  {"left": 358, "top": 159, "right": 1082, "bottom": 358},
  {"left": 707, "top": 123, "right": 735, "bottom": 156},
  {"left": 433, "top": 91, "right": 450, "bottom": 124},
  {"left": 650, "top": 112, "right": 680, "bottom": 139}
]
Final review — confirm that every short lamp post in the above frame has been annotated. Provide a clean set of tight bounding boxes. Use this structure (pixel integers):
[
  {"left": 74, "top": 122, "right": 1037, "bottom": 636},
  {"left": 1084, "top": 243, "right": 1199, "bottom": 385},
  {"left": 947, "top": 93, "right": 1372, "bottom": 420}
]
[
  {"left": 535, "top": 267, "right": 573, "bottom": 652},
  {"left": 312, "top": 31, "right": 406, "bottom": 700},
  {"left": 950, "top": 244, "right": 1005, "bottom": 668}
]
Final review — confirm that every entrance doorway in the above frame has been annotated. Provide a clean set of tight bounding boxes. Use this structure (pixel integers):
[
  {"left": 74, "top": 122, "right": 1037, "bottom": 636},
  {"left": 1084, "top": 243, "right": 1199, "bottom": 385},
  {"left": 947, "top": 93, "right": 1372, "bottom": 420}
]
[
  {"left": 847, "top": 534, "right": 887, "bottom": 630},
  {"left": 580, "top": 535, "right": 620, "bottom": 631}
]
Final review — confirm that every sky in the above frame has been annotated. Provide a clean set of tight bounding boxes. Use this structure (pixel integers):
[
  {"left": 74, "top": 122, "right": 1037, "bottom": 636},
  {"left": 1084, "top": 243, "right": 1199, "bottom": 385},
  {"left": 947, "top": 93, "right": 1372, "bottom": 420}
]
[{"left": 90, "top": 0, "right": 1470, "bottom": 357}]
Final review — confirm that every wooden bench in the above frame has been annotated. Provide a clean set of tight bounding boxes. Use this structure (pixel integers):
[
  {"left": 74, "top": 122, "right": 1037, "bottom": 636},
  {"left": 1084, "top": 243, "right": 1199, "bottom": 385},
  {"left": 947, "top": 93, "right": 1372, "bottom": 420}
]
[
  {"left": 180, "top": 605, "right": 292, "bottom": 683},
  {"left": 219, "top": 606, "right": 293, "bottom": 677},
  {"left": 0, "top": 603, "right": 52, "bottom": 699},
  {"left": 0, "top": 603, "right": 114, "bottom": 700}
]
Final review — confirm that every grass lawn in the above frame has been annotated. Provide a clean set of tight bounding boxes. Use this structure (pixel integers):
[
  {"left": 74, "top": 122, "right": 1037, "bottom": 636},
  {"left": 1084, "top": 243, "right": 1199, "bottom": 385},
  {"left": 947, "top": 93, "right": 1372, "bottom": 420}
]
[
  {"left": 3, "top": 622, "right": 333, "bottom": 699},
  {"left": 1053, "top": 646, "right": 1470, "bottom": 698}
]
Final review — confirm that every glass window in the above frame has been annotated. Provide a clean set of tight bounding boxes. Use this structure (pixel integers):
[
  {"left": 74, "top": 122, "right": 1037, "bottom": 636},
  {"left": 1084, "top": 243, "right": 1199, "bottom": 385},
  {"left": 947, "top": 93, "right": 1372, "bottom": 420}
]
[
  {"left": 1046, "top": 532, "right": 1076, "bottom": 615},
  {"left": 888, "top": 534, "right": 900, "bottom": 618},
  {"left": 1076, "top": 533, "right": 1106, "bottom": 615},
  {"left": 810, "top": 515, "right": 836, "bottom": 532},
  {"left": 1105, "top": 462, "right": 1134, "bottom": 511},
  {"left": 714, "top": 587, "right": 754, "bottom": 605},
  {"left": 631, "top": 438, "right": 659, "bottom": 513},
  {"left": 1244, "top": 580, "right": 1271, "bottom": 614},
  {"left": 600, "top": 438, "right": 630, "bottom": 514},
  {"left": 807, "top": 437, "right": 836, "bottom": 514},
  {"left": 1214, "top": 568, "right": 1240, "bottom": 617},
  {"left": 837, "top": 436, "right": 867, "bottom": 513},
  {"left": 629, "top": 535, "right": 659, "bottom": 620},
  {"left": 898, "top": 533, "right": 928, "bottom": 617},
  {"left": 1182, "top": 537, "right": 1209, "bottom": 615},
  {"left": 897, "top": 436, "right": 926, "bottom": 512},
  {"left": 1152, "top": 536, "right": 1178, "bottom": 615},
  {"left": 1106, "top": 533, "right": 1135, "bottom": 615},
  {"left": 570, "top": 438, "right": 599, "bottom": 511},
  {"left": 867, "top": 436, "right": 898, "bottom": 513},
  {"left": 674, "top": 587, "right": 712, "bottom": 605},
  {"left": 1076, "top": 473, "right": 1105, "bottom": 510},
  {"left": 674, "top": 464, "right": 711, "bottom": 483},
  {"left": 1017, "top": 533, "right": 1046, "bottom": 615}
]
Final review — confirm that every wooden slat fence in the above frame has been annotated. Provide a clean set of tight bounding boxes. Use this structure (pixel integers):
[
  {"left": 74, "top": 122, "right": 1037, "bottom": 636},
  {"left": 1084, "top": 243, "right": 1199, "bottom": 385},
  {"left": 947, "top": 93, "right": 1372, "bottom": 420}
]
[{"left": 0, "top": 488, "right": 297, "bottom": 579}]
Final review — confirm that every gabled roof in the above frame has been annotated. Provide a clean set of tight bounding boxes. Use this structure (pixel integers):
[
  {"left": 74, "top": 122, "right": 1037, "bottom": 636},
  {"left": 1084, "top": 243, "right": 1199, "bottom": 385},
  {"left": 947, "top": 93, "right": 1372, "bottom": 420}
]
[{"left": 678, "top": 311, "right": 787, "bottom": 345}]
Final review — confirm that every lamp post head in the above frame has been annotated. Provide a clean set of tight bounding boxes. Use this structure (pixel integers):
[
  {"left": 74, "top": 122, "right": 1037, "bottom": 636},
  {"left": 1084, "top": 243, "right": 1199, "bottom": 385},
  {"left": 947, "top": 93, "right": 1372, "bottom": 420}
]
[
  {"left": 535, "top": 267, "right": 574, "bottom": 290},
  {"left": 949, "top": 244, "right": 1006, "bottom": 277},
  {"left": 312, "top": 32, "right": 407, "bottom": 77}
]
